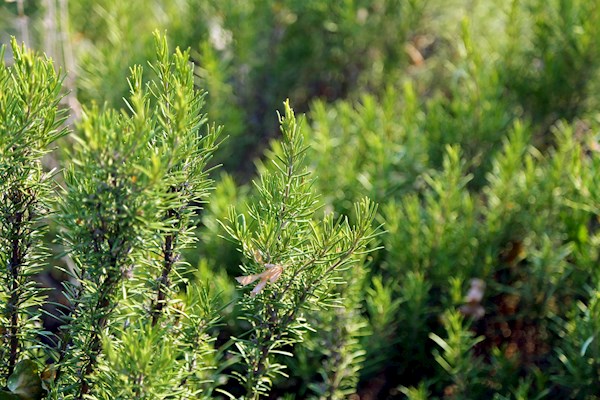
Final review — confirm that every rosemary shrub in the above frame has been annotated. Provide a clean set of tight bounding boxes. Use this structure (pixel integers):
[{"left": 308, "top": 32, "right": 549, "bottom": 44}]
[
  {"left": 1, "top": 35, "right": 379, "bottom": 400},
  {"left": 51, "top": 33, "right": 221, "bottom": 399},
  {"left": 0, "top": 37, "right": 67, "bottom": 399},
  {"left": 221, "top": 101, "right": 380, "bottom": 399},
  {"left": 1, "top": 34, "right": 223, "bottom": 399}
]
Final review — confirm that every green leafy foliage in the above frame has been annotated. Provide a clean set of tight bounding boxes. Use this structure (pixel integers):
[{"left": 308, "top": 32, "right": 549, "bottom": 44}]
[
  {"left": 2, "top": 0, "right": 600, "bottom": 398},
  {"left": 48, "top": 34, "right": 221, "bottom": 399},
  {"left": 221, "top": 101, "right": 379, "bottom": 399},
  {"left": 554, "top": 291, "right": 600, "bottom": 399},
  {"left": 503, "top": 0, "right": 600, "bottom": 124},
  {"left": 0, "top": 37, "right": 67, "bottom": 384},
  {"left": 429, "top": 310, "right": 485, "bottom": 399}
]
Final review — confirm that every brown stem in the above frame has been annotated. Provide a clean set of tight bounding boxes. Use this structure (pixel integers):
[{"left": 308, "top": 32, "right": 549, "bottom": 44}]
[
  {"left": 76, "top": 251, "right": 121, "bottom": 399},
  {"left": 152, "top": 232, "right": 174, "bottom": 326},
  {"left": 245, "top": 294, "right": 306, "bottom": 398},
  {"left": 151, "top": 206, "right": 179, "bottom": 327},
  {"left": 53, "top": 283, "right": 83, "bottom": 384},
  {"left": 5, "top": 188, "right": 35, "bottom": 377},
  {"left": 246, "top": 233, "right": 365, "bottom": 395},
  {"left": 8, "top": 226, "right": 22, "bottom": 376}
]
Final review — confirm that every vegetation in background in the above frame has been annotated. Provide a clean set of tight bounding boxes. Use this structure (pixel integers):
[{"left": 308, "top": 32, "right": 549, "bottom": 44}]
[{"left": 2, "top": 0, "right": 600, "bottom": 398}]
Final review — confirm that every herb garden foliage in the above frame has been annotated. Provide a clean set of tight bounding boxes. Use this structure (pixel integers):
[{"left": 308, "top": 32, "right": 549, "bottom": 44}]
[
  {"left": 221, "top": 102, "right": 379, "bottom": 399},
  {"left": 2, "top": 0, "right": 600, "bottom": 399},
  {"left": 0, "top": 35, "right": 378, "bottom": 399},
  {"left": 1, "top": 37, "right": 67, "bottom": 399}
]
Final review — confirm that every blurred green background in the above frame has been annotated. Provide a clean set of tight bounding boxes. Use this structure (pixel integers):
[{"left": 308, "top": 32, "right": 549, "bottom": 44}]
[{"left": 3, "top": 0, "right": 600, "bottom": 398}]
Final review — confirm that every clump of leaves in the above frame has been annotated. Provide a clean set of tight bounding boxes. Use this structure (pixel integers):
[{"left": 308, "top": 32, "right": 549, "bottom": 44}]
[
  {"left": 222, "top": 101, "right": 380, "bottom": 399},
  {"left": 0, "top": 37, "right": 67, "bottom": 398}
]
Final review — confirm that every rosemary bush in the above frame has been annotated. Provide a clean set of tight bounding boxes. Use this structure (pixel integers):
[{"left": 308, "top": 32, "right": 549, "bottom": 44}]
[
  {"left": 50, "top": 32, "right": 222, "bottom": 399},
  {"left": 0, "top": 35, "right": 379, "bottom": 399},
  {"left": 0, "top": 37, "right": 67, "bottom": 399},
  {"left": 1, "top": 34, "right": 223, "bottom": 399},
  {"left": 221, "top": 101, "right": 379, "bottom": 399},
  {"left": 3, "top": 0, "right": 600, "bottom": 398}
]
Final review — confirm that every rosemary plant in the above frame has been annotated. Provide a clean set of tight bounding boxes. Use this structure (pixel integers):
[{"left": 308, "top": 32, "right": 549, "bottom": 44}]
[
  {"left": 222, "top": 101, "right": 379, "bottom": 399},
  {"left": 51, "top": 33, "right": 220, "bottom": 399},
  {"left": 0, "top": 38, "right": 67, "bottom": 397},
  {"left": 292, "top": 260, "right": 370, "bottom": 400}
]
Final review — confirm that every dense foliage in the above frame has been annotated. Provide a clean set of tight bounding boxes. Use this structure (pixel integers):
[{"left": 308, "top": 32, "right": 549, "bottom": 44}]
[{"left": 2, "top": 0, "right": 600, "bottom": 398}]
